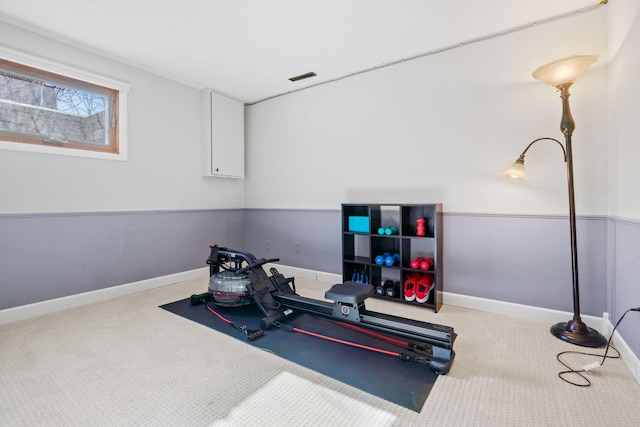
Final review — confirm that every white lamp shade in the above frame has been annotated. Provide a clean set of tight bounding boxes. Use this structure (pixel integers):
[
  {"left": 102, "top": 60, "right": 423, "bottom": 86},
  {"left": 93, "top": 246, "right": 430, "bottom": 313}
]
[
  {"left": 532, "top": 55, "right": 598, "bottom": 88},
  {"left": 500, "top": 159, "right": 529, "bottom": 181}
]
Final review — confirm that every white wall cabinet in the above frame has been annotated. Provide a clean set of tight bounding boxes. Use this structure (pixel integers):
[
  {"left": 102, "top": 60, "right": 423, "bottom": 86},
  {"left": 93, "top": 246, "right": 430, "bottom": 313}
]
[{"left": 202, "top": 89, "right": 244, "bottom": 178}]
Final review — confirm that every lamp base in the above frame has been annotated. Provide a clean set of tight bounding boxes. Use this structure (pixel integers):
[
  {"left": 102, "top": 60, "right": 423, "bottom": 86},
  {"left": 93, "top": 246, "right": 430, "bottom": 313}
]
[{"left": 550, "top": 318, "right": 606, "bottom": 348}]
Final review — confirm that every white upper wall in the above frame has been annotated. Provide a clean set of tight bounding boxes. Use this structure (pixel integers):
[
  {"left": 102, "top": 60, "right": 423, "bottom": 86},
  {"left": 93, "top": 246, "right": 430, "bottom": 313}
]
[
  {"left": 3, "top": 4, "right": 628, "bottom": 218},
  {"left": 608, "top": 0, "right": 640, "bottom": 220},
  {"left": 244, "top": 8, "right": 609, "bottom": 215},
  {"left": 0, "top": 22, "right": 244, "bottom": 214}
]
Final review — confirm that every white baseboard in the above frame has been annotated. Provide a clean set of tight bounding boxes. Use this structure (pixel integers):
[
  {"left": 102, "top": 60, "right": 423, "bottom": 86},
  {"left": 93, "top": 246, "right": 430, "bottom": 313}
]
[
  {"left": 443, "top": 291, "right": 639, "bottom": 384},
  {"left": 3, "top": 264, "right": 638, "bottom": 385},
  {"left": 0, "top": 267, "right": 209, "bottom": 325},
  {"left": 265, "top": 263, "right": 342, "bottom": 285},
  {"left": 0, "top": 264, "right": 333, "bottom": 326},
  {"left": 611, "top": 321, "right": 640, "bottom": 384},
  {"left": 443, "top": 291, "right": 607, "bottom": 330}
]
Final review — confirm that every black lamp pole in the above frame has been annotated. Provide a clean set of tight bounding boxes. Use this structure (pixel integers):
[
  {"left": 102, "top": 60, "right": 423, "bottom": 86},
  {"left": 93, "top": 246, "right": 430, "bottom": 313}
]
[{"left": 549, "top": 84, "right": 606, "bottom": 348}]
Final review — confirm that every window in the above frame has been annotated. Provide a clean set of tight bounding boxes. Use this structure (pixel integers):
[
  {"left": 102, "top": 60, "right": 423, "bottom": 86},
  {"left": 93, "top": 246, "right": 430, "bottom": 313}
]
[{"left": 0, "top": 48, "right": 128, "bottom": 160}]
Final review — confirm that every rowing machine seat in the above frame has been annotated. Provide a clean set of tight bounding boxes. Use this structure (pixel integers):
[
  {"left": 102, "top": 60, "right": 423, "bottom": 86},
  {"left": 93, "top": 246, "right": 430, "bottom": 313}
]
[{"left": 325, "top": 282, "right": 373, "bottom": 305}]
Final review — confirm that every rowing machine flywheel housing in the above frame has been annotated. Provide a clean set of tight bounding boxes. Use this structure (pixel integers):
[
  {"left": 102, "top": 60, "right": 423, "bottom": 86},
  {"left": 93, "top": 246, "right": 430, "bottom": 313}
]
[{"left": 208, "top": 270, "right": 253, "bottom": 307}]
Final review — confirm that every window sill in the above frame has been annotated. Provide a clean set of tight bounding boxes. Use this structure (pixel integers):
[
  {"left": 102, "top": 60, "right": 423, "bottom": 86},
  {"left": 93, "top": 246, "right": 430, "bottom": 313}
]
[{"left": 0, "top": 139, "right": 128, "bottom": 161}]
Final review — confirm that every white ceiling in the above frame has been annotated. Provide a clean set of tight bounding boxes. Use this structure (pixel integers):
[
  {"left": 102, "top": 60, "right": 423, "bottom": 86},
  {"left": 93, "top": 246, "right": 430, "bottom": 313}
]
[{"left": 0, "top": 0, "right": 600, "bottom": 104}]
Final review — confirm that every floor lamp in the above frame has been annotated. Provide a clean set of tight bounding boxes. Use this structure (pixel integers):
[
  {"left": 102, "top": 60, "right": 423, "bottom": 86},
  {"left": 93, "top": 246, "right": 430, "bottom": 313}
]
[{"left": 501, "top": 55, "right": 606, "bottom": 348}]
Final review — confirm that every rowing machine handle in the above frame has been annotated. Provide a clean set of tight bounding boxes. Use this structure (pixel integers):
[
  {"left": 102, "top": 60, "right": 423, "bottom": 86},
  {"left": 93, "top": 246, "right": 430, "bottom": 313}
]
[
  {"left": 247, "top": 330, "right": 264, "bottom": 341},
  {"left": 236, "top": 257, "right": 280, "bottom": 275},
  {"left": 190, "top": 292, "right": 212, "bottom": 306}
]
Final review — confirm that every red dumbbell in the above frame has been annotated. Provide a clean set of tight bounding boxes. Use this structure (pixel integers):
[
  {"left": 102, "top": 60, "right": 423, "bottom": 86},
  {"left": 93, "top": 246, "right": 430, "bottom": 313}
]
[
  {"left": 419, "top": 258, "right": 434, "bottom": 271},
  {"left": 410, "top": 257, "right": 424, "bottom": 270}
]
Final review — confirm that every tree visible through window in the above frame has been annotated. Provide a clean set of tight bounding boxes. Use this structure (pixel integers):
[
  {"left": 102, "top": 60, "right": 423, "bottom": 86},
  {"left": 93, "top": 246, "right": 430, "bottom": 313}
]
[{"left": 0, "top": 58, "right": 119, "bottom": 153}]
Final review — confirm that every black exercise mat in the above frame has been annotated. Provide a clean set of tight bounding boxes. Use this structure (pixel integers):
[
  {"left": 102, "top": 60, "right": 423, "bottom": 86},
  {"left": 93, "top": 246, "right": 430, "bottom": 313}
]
[{"left": 160, "top": 298, "right": 438, "bottom": 412}]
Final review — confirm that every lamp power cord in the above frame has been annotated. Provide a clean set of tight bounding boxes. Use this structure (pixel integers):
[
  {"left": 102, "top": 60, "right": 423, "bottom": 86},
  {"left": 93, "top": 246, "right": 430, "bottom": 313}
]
[{"left": 556, "top": 307, "right": 639, "bottom": 387}]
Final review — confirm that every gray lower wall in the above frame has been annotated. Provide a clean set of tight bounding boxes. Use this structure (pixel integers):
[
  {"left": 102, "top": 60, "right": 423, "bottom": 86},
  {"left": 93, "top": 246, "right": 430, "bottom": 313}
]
[
  {"left": 2, "top": 208, "right": 637, "bottom": 360},
  {"left": 243, "top": 209, "right": 609, "bottom": 316},
  {"left": 0, "top": 209, "right": 244, "bottom": 309},
  {"left": 243, "top": 209, "right": 342, "bottom": 274},
  {"left": 443, "top": 213, "right": 608, "bottom": 317},
  {"left": 613, "top": 219, "right": 640, "bottom": 360}
]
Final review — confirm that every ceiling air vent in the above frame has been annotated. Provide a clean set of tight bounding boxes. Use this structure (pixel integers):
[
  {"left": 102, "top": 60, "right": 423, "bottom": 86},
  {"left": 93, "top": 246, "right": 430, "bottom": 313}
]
[{"left": 289, "top": 72, "right": 317, "bottom": 82}]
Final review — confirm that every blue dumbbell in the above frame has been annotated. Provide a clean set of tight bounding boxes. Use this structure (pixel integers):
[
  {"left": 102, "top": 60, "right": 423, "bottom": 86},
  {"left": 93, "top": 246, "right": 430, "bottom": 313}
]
[
  {"left": 384, "top": 253, "right": 400, "bottom": 266},
  {"left": 375, "top": 252, "right": 391, "bottom": 265}
]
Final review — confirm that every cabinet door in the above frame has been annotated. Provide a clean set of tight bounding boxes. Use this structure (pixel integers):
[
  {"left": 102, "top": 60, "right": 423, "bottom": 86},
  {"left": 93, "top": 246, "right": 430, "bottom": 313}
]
[{"left": 209, "top": 91, "right": 244, "bottom": 178}]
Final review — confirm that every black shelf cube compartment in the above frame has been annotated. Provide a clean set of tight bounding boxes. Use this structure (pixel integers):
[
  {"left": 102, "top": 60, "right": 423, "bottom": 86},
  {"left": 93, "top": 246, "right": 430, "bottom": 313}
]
[
  {"left": 371, "top": 266, "right": 403, "bottom": 300},
  {"left": 401, "top": 236, "right": 435, "bottom": 270},
  {"left": 343, "top": 205, "right": 371, "bottom": 234},
  {"left": 371, "top": 235, "right": 400, "bottom": 267},
  {"left": 401, "top": 205, "right": 437, "bottom": 238}
]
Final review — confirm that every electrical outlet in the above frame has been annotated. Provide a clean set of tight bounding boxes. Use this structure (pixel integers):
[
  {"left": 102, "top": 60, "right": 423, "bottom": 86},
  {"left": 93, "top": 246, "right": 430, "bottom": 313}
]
[
  {"left": 265, "top": 240, "right": 271, "bottom": 251},
  {"left": 296, "top": 242, "right": 302, "bottom": 254}
]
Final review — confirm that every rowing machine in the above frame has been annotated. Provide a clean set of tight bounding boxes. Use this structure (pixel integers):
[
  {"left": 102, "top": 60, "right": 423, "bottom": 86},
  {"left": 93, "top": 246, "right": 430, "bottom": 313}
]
[{"left": 194, "top": 245, "right": 456, "bottom": 374}]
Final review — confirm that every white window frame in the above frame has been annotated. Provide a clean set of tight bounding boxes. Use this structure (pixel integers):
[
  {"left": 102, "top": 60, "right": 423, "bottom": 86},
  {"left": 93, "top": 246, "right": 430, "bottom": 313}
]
[{"left": 0, "top": 46, "right": 129, "bottom": 161}]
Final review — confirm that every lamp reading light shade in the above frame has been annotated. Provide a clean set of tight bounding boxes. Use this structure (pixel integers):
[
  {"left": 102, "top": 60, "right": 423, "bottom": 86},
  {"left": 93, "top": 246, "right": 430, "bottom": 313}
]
[
  {"left": 500, "top": 156, "right": 529, "bottom": 181},
  {"left": 532, "top": 55, "right": 598, "bottom": 88}
]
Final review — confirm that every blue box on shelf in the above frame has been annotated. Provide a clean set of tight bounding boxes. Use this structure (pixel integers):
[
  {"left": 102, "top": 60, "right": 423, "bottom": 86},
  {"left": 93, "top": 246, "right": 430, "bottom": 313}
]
[{"left": 348, "top": 216, "right": 369, "bottom": 233}]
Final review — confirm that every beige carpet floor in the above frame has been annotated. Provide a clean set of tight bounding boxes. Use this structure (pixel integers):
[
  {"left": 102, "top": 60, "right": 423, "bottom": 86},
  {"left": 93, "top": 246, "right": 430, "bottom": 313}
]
[{"left": 1, "top": 276, "right": 639, "bottom": 426}]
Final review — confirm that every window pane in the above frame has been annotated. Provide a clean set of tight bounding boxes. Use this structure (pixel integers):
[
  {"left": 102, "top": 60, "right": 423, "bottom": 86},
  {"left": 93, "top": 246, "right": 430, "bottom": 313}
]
[
  {"left": 0, "top": 57, "right": 119, "bottom": 154},
  {"left": 0, "top": 70, "right": 109, "bottom": 146}
]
